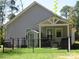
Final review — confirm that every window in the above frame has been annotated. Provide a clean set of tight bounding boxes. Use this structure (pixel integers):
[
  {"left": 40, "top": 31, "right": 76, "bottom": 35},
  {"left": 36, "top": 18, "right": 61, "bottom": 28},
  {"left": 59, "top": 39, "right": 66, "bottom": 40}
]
[
  {"left": 56, "top": 30, "right": 61, "bottom": 37},
  {"left": 55, "top": 28, "right": 62, "bottom": 37}
]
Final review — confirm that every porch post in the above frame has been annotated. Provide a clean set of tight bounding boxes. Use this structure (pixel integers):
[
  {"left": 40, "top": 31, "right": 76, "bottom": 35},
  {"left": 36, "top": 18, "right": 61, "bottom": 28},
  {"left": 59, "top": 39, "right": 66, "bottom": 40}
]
[
  {"left": 67, "top": 25, "right": 70, "bottom": 52},
  {"left": 39, "top": 25, "right": 41, "bottom": 48}
]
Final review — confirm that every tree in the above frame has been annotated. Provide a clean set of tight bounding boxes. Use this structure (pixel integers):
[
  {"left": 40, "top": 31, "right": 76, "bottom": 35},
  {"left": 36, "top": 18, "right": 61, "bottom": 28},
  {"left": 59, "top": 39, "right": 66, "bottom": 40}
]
[
  {"left": 0, "top": 0, "right": 23, "bottom": 20},
  {"left": 72, "top": 1, "right": 79, "bottom": 37},
  {"left": 0, "top": 0, "right": 6, "bottom": 53},
  {"left": 60, "top": 5, "right": 77, "bottom": 52},
  {"left": 60, "top": 5, "right": 77, "bottom": 26},
  {"left": 6, "top": 0, "right": 18, "bottom": 20},
  {"left": 0, "top": 27, "right": 6, "bottom": 45},
  {"left": 8, "top": 13, "right": 15, "bottom": 20},
  {"left": 74, "top": 1, "right": 79, "bottom": 27},
  {"left": 0, "top": 0, "right": 23, "bottom": 52},
  {"left": 67, "top": 8, "right": 77, "bottom": 27},
  {"left": 60, "top": 6, "right": 73, "bottom": 19},
  {"left": 0, "top": 0, "right": 18, "bottom": 52}
]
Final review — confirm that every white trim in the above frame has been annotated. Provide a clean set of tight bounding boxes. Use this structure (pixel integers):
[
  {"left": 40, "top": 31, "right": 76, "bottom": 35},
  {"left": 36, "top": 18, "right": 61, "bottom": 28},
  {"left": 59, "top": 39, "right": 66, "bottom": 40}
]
[
  {"left": 39, "top": 26, "right": 41, "bottom": 47},
  {"left": 39, "top": 17, "right": 67, "bottom": 26},
  {"left": 55, "top": 19, "right": 60, "bottom": 24},
  {"left": 52, "top": 16, "right": 58, "bottom": 23},
  {"left": 40, "top": 24, "right": 69, "bottom": 27},
  {"left": 60, "top": 19, "right": 67, "bottom": 22},
  {"left": 47, "top": 19, "right": 53, "bottom": 24},
  {"left": 39, "top": 16, "right": 52, "bottom": 25},
  {"left": 55, "top": 19, "right": 67, "bottom": 24},
  {"left": 67, "top": 25, "right": 70, "bottom": 52}
]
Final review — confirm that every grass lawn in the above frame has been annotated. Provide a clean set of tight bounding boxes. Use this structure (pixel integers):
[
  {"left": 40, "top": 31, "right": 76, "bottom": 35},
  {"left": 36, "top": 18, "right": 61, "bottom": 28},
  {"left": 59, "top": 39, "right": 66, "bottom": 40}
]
[{"left": 0, "top": 48, "right": 79, "bottom": 59}]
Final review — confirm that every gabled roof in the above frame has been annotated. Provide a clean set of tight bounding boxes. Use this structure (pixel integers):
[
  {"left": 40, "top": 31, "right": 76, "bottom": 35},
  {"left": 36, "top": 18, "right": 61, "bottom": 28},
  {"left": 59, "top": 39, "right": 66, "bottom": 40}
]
[
  {"left": 5, "top": 1, "right": 53, "bottom": 27},
  {"left": 39, "top": 16, "right": 68, "bottom": 25},
  {"left": 5, "top": 1, "right": 67, "bottom": 27}
]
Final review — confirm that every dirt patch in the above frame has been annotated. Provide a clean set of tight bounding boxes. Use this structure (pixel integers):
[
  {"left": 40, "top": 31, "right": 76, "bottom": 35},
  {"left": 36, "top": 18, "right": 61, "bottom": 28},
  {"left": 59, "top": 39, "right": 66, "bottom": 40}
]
[{"left": 58, "top": 55, "right": 79, "bottom": 59}]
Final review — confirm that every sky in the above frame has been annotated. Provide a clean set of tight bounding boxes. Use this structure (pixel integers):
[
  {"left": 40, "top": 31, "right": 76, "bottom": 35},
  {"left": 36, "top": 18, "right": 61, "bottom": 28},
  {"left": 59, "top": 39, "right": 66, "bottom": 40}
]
[
  {"left": 17, "top": 0, "right": 77, "bottom": 15},
  {"left": 4, "top": 0, "right": 78, "bottom": 24}
]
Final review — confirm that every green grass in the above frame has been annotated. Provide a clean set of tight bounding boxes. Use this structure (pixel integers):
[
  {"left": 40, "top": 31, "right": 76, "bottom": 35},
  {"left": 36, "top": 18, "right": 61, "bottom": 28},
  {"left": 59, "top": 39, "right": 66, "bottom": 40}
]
[{"left": 0, "top": 48, "right": 79, "bottom": 59}]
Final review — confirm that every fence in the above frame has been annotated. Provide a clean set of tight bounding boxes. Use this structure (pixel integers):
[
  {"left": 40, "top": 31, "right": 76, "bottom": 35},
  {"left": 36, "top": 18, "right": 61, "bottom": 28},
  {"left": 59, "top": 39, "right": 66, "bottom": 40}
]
[
  {"left": 3, "top": 37, "right": 74, "bottom": 53},
  {"left": 4, "top": 38, "right": 39, "bottom": 48},
  {"left": 4, "top": 37, "right": 71, "bottom": 49}
]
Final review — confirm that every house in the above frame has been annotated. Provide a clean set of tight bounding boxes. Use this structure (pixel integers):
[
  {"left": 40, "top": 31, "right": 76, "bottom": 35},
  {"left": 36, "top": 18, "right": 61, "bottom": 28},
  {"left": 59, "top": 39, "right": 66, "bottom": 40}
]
[{"left": 5, "top": 1, "right": 76, "bottom": 48}]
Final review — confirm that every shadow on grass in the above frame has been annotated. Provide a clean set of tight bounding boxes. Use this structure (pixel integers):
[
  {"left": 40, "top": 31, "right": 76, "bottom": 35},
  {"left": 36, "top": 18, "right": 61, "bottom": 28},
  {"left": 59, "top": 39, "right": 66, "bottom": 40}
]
[
  {"left": 1, "top": 47, "right": 79, "bottom": 55},
  {"left": 0, "top": 48, "right": 68, "bottom": 54},
  {"left": 4, "top": 48, "right": 49, "bottom": 53},
  {"left": 0, "top": 48, "right": 31, "bottom": 58},
  {"left": 0, "top": 48, "right": 30, "bottom": 54}
]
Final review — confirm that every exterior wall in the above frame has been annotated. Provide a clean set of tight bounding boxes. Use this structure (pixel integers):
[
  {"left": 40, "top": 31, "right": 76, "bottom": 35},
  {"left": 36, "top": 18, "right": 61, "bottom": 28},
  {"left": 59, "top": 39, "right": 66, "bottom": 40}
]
[{"left": 6, "top": 4, "right": 52, "bottom": 47}]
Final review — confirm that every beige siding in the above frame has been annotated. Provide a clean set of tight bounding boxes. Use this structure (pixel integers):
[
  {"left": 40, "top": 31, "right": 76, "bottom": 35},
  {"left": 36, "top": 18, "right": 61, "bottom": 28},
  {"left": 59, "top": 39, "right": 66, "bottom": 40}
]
[{"left": 6, "top": 4, "right": 52, "bottom": 46}]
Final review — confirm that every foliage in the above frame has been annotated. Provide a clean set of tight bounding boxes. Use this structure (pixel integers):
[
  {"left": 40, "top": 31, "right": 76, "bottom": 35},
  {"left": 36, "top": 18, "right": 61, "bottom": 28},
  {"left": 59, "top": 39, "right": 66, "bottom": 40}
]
[
  {"left": 60, "top": 1, "right": 79, "bottom": 38},
  {"left": 60, "top": 1, "right": 79, "bottom": 27},
  {"left": 60, "top": 6, "right": 73, "bottom": 19},
  {"left": 0, "top": 1, "right": 5, "bottom": 45},
  {"left": 67, "top": 8, "right": 77, "bottom": 26},
  {"left": 0, "top": 27, "right": 6, "bottom": 45},
  {"left": 8, "top": 13, "right": 15, "bottom": 19},
  {"left": 6, "top": 0, "right": 18, "bottom": 20},
  {"left": 74, "top": 1, "right": 79, "bottom": 27}
]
